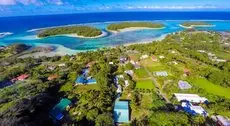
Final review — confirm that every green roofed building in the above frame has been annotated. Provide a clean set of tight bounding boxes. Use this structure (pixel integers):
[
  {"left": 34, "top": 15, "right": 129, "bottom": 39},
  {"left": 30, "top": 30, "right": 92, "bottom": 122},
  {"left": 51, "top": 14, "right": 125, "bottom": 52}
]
[
  {"left": 50, "top": 98, "right": 71, "bottom": 121},
  {"left": 113, "top": 101, "right": 130, "bottom": 123}
]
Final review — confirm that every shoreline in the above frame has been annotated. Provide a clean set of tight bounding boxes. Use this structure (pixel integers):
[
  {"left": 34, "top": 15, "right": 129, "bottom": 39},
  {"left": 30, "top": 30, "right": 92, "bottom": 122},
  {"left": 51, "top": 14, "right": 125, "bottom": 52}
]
[
  {"left": 65, "top": 31, "right": 107, "bottom": 39},
  {"left": 19, "top": 43, "right": 79, "bottom": 58},
  {"left": 37, "top": 31, "right": 107, "bottom": 39},
  {"left": 19, "top": 33, "right": 168, "bottom": 58},
  {"left": 123, "top": 33, "right": 168, "bottom": 47},
  {"left": 107, "top": 27, "right": 165, "bottom": 34},
  {"left": 0, "top": 32, "right": 13, "bottom": 38},
  {"left": 179, "top": 24, "right": 215, "bottom": 29}
]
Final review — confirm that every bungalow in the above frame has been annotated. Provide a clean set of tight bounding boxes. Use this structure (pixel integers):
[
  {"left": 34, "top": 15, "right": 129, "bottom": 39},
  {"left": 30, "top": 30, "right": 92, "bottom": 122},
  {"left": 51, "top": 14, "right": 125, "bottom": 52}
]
[
  {"left": 58, "top": 63, "right": 66, "bottom": 67},
  {"left": 114, "top": 76, "right": 123, "bottom": 94},
  {"left": 50, "top": 98, "right": 71, "bottom": 121},
  {"left": 140, "top": 55, "right": 149, "bottom": 59},
  {"left": 125, "top": 70, "right": 134, "bottom": 76},
  {"left": 48, "top": 74, "right": 58, "bottom": 81},
  {"left": 151, "top": 56, "right": 158, "bottom": 62},
  {"left": 181, "top": 101, "right": 208, "bottom": 117},
  {"left": 173, "top": 93, "right": 208, "bottom": 104},
  {"left": 113, "top": 101, "right": 130, "bottom": 123},
  {"left": 75, "top": 69, "right": 96, "bottom": 85},
  {"left": 197, "top": 50, "right": 206, "bottom": 53},
  {"left": 130, "top": 60, "right": 140, "bottom": 69},
  {"left": 212, "top": 115, "right": 230, "bottom": 126},
  {"left": 117, "top": 85, "right": 122, "bottom": 93},
  {"left": 155, "top": 71, "right": 168, "bottom": 77},
  {"left": 184, "top": 68, "right": 190, "bottom": 76},
  {"left": 120, "top": 57, "right": 128, "bottom": 64},
  {"left": 17, "top": 74, "right": 29, "bottom": 81},
  {"left": 124, "top": 80, "right": 129, "bottom": 87},
  {"left": 48, "top": 66, "right": 56, "bottom": 71},
  {"left": 159, "top": 55, "right": 165, "bottom": 59},
  {"left": 11, "top": 74, "right": 29, "bottom": 82},
  {"left": 171, "top": 61, "right": 178, "bottom": 65}
]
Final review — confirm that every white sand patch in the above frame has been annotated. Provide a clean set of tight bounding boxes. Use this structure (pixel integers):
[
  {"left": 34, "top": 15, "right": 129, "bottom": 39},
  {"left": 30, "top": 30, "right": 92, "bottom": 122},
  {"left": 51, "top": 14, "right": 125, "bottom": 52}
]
[{"left": 108, "top": 27, "right": 165, "bottom": 34}]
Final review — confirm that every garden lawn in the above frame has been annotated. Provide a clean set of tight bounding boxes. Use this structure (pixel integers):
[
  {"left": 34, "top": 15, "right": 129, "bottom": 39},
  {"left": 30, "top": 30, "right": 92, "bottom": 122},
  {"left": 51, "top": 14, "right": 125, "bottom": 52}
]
[
  {"left": 75, "top": 84, "right": 100, "bottom": 93},
  {"left": 134, "top": 68, "right": 149, "bottom": 78},
  {"left": 191, "top": 78, "right": 230, "bottom": 99},
  {"left": 131, "top": 94, "right": 153, "bottom": 120},
  {"left": 140, "top": 58, "right": 167, "bottom": 72},
  {"left": 136, "top": 79, "right": 155, "bottom": 89}
]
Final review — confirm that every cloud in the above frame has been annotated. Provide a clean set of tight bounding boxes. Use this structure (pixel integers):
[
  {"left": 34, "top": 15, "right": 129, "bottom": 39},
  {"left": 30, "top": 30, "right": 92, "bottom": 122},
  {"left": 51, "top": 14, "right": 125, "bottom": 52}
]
[
  {"left": 0, "top": 0, "right": 16, "bottom": 5},
  {"left": 126, "top": 5, "right": 218, "bottom": 10},
  {"left": 46, "top": 0, "right": 63, "bottom": 5},
  {"left": 17, "top": 0, "right": 41, "bottom": 5},
  {"left": 0, "top": 0, "right": 64, "bottom": 6}
]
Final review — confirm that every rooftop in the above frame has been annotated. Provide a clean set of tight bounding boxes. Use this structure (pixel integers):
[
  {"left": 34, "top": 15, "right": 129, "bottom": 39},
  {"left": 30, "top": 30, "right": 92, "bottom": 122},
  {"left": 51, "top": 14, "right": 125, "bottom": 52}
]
[
  {"left": 114, "top": 101, "right": 129, "bottom": 123},
  {"left": 174, "top": 93, "right": 208, "bottom": 103},
  {"left": 50, "top": 98, "right": 71, "bottom": 120}
]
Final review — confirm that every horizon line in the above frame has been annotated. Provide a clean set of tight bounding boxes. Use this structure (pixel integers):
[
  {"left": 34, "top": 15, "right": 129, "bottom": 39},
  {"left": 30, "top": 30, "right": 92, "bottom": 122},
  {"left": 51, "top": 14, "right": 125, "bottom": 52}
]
[{"left": 1, "top": 10, "right": 230, "bottom": 18}]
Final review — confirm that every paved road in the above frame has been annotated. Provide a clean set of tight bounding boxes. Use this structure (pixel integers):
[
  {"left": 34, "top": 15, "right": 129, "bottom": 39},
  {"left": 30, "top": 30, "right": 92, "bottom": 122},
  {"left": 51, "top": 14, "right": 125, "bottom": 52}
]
[{"left": 143, "top": 67, "right": 171, "bottom": 103}]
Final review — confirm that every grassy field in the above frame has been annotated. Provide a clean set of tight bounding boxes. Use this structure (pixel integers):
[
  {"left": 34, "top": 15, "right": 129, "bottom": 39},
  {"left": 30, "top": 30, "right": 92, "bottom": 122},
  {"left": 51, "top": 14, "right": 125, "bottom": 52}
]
[
  {"left": 131, "top": 94, "right": 153, "bottom": 120},
  {"left": 134, "top": 68, "right": 150, "bottom": 78},
  {"left": 191, "top": 78, "right": 230, "bottom": 99},
  {"left": 216, "top": 51, "right": 230, "bottom": 60},
  {"left": 140, "top": 58, "right": 167, "bottom": 72},
  {"left": 136, "top": 79, "right": 155, "bottom": 89}
]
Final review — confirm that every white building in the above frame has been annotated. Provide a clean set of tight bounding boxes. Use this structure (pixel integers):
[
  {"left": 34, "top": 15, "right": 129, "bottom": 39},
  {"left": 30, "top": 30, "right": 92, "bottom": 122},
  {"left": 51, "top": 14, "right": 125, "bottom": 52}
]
[
  {"left": 124, "top": 80, "right": 129, "bottom": 87},
  {"left": 174, "top": 93, "right": 208, "bottom": 103},
  {"left": 140, "top": 55, "right": 149, "bottom": 59},
  {"left": 159, "top": 55, "right": 165, "bottom": 59},
  {"left": 155, "top": 71, "right": 168, "bottom": 77},
  {"left": 181, "top": 101, "right": 208, "bottom": 117},
  {"left": 125, "top": 70, "right": 134, "bottom": 76},
  {"left": 117, "top": 85, "right": 122, "bottom": 93},
  {"left": 58, "top": 63, "right": 66, "bottom": 67}
]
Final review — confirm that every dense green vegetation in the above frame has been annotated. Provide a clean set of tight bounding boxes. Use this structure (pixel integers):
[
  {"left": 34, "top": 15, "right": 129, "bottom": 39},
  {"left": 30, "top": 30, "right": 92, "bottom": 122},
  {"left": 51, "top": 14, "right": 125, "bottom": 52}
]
[
  {"left": 37, "top": 26, "right": 102, "bottom": 38},
  {"left": 181, "top": 21, "right": 212, "bottom": 27},
  {"left": 1, "top": 30, "right": 230, "bottom": 125},
  {"left": 107, "top": 22, "right": 165, "bottom": 31}
]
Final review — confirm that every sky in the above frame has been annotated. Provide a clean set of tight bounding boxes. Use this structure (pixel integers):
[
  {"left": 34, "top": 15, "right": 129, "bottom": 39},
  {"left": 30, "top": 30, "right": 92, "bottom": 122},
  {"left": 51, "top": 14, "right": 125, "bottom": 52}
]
[{"left": 0, "top": 0, "right": 230, "bottom": 17}]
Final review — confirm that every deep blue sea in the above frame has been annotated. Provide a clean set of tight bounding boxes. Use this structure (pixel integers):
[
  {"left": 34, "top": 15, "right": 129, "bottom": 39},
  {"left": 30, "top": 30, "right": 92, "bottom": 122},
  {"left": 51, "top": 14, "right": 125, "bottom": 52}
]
[{"left": 0, "top": 12, "right": 230, "bottom": 53}]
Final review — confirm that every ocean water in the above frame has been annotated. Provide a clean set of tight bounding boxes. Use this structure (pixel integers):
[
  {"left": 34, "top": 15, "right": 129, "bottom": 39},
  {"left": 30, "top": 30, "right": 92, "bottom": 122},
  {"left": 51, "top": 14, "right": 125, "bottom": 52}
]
[{"left": 0, "top": 12, "right": 230, "bottom": 51}]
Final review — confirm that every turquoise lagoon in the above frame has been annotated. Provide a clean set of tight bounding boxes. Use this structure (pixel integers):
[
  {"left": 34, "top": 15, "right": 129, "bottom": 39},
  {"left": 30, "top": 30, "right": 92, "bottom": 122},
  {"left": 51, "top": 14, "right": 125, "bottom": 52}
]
[{"left": 1, "top": 21, "right": 230, "bottom": 52}]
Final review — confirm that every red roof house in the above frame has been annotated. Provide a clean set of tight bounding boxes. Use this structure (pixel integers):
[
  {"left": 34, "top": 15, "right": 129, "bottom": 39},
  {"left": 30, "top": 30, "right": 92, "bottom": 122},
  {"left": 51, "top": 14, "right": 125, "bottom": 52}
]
[
  {"left": 17, "top": 74, "right": 29, "bottom": 81},
  {"left": 184, "top": 68, "right": 190, "bottom": 76},
  {"left": 151, "top": 56, "right": 158, "bottom": 62},
  {"left": 11, "top": 74, "right": 29, "bottom": 82},
  {"left": 48, "top": 74, "right": 58, "bottom": 81}
]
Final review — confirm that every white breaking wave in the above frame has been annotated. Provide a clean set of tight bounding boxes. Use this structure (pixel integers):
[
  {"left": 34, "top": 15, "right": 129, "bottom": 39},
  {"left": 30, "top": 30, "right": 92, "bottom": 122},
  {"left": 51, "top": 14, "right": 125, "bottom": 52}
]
[{"left": 0, "top": 32, "right": 13, "bottom": 38}]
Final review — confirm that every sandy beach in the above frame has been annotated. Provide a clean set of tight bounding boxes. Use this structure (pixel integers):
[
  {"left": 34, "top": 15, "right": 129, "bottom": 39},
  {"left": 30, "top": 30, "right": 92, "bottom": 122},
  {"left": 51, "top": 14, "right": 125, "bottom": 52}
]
[
  {"left": 19, "top": 43, "right": 79, "bottom": 58},
  {"left": 19, "top": 33, "right": 168, "bottom": 58},
  {"left": 65, "top": 31, "right": 107, "bottom": 39},
  {"left": 107, "top": 27, "right": 165, "bottom": 34},
  {"left": 37, "top": 31, "right": 107, "bottom": 39},
  {"left": 179, "top": 24, "right": 215, "bottom": 29}
]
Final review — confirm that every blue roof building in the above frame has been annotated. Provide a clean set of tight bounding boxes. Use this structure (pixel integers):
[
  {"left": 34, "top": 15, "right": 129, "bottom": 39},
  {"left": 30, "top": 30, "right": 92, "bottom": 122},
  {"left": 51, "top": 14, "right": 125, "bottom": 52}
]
[
  {"left": 75, "top": 68, "right": 96, "bottom": 85},
  {"left": 113, "top": 101, "right": 129, "bottom": 123},
  {"left": 50, "top": 98, "right": 71, "bottom": 121}
]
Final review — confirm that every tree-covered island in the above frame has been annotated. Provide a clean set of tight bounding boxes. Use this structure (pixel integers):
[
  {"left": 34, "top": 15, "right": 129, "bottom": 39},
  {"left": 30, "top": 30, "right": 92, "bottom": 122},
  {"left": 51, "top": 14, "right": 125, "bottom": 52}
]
[
  {"left": 107, "top": 22, "right": 165, "bottom": 32},
  {"left": 37, "top": 26, "right": 103, "bottom": 38},
  {"left": 180, "top": 22, "right": 214, "bottom": 28}
]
